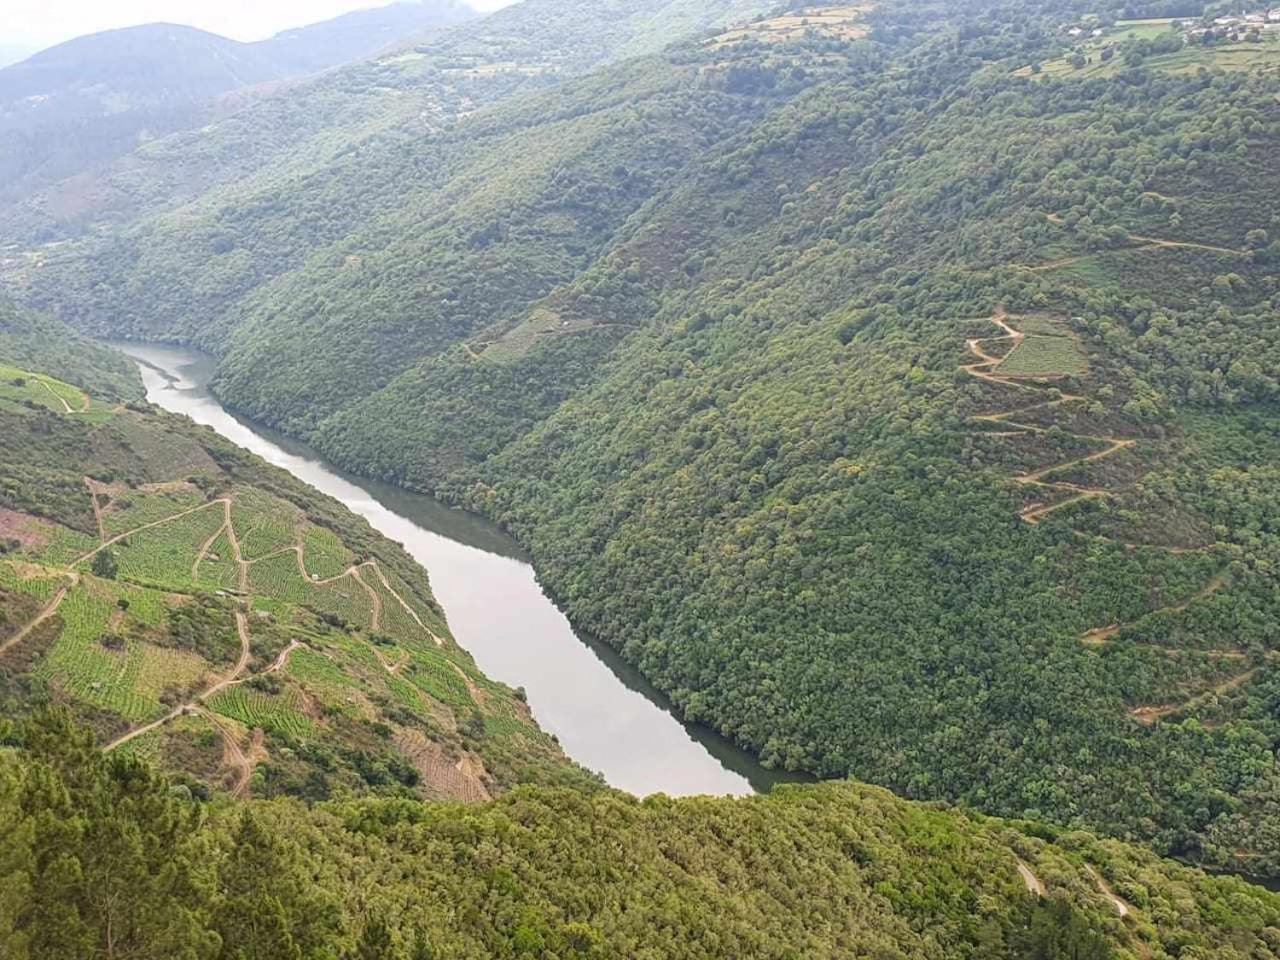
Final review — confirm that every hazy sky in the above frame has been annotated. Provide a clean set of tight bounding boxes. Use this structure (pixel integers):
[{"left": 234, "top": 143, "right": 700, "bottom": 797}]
[{"left": 5, "top": 0, "right": 518, "bottom": 50}]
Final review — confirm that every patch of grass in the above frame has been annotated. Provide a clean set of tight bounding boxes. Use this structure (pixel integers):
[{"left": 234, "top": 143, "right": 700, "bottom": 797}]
[
  {"left": 405, "top": 650, "right": 473, "bottom": 709},
  {"left": 0, "top": 364, "right": 86, "bottom": 414},
  {"left": 193, "top": 530, "right": 241, "bottom": 593},
  {"left": 33, "top": 525, "right": 100, "bottom": 567},
  {"left": 101, "top": 487, "right": 209, "bottom": 538},
  {"left": 233, "top": 491, "right": 302, "bottom": 560},
  {"left": 131, "top": 643, "right": 211, "bottom": 701},
  {"left": 1015, "top": 315, "right": 1073, "bottom": 338},
  {"left": 248, "top": 554, "right": 372, "bottom": 629},
  {"left": 0, "top": 560, "right": 64, "bottom": 603},
  {"left": 299, "top": 525, "right": 352, "bottom": 580},
  {"left": 997, "top": 335, "right": 1088, "bottom": 377}
]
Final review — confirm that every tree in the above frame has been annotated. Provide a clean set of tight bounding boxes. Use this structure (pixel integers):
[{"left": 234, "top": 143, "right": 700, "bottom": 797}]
[{"left": 91, "top": 551, "right": 118, "bottom": 581}]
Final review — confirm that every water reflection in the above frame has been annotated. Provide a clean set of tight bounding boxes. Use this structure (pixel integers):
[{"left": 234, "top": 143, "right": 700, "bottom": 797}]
[{"left": 112, "top": 341, "right": 807, "bottom": 797}]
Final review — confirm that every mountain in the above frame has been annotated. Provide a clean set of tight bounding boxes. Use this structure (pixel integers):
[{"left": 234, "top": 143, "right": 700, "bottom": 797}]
[
  {"left": 0, "top": 299, "right": 142, "bottom": 401},
  {"left": 0, "top": 302, "right": 586, "bottom": 800},
  {"left": 0, "top": 44, "right": 36, "bottom": 68},
  {"left": 12, "top": 0, "right": 1280, "bottom": 880},
  {"left": 5, "top": 709, "right": 1280, "bottom": 958},
  {"left": 0, "top": 2, "right": 475, "bottom": 206},
  {"left": 0, "top": 0, "right": 776, "bottom": 243}
]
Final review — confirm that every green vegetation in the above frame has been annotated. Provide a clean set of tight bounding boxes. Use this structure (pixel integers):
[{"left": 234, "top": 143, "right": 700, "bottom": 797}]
[
  {"left": 0, "top": 345, "right": 585, "bottom": 801},
  {"left": 0, "top": 300, "right": 141, "bottom": 401},
  {"left": 3, "top": 0, "right": 1280, "bottom": 906},
  {"left": 1022, "top": 18, "right": 1280, "bottom": 79},
  {"left": 996, "top": 334, "right": 1088, "bottom": 377},
  {"left": 5, "top": 709, "right": 1280, "bottom": 960}
]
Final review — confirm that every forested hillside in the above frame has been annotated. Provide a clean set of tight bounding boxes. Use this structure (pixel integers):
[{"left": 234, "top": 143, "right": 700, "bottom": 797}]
[
  {"left": 0, "top": 319, "right": 585, "bottom": 801},
  {"left": 5, "top": 0, "right": 1280, "bottom": 885},
  {"left": 0, "top": 2, "right": 474, "bottom": 206},
  {"left": 5, "top": 708, "right": 1280, "bottom": 959},
  {"left": 0, "top": 300, "right": 142, "bottom": 402},
  {"left": 0, "top": 0, "right": 774, "bottom": 245}
]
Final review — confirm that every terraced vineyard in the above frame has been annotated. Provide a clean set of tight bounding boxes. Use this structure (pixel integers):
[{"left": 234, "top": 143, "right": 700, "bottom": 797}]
[{"left": 0, "top": 363, "right": 582, "bottom": 802}]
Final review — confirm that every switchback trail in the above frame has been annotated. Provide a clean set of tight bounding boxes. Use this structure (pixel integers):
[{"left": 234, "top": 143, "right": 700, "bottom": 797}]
[
  {"left": 962, "top": 311, "right": 1128, "bottom": 524},
  {"left": 961, "top": 312, "right": 1245, "bottom": 726},
  {"left": 105, "top": 608, "right": 252, "bottom": 752},
  {"left": 75, "top": 484, "right": 436, "bottom": 782},
  {"left": 1081, "top": 572, "right": 1229, "bottom": 647}
]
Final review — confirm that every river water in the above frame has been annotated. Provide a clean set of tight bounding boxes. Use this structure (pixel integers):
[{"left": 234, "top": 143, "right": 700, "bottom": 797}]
[{"left": 113, "top": 342, "right": 799, "bottom": 797}]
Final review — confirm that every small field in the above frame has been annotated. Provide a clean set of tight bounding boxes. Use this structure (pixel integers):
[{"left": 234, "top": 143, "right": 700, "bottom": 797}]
[
  {"left": 0, "top": 364, "right": 88, "bottom": 414},
  {"left": 709, "top": 5, "right": 871, "bottom": 47},
  {"left": 1016, "top": 21, "right": 1280, "bottom": 79},
  {"left": 997, "top": 333, "right": 1088, "bottom": 377}
]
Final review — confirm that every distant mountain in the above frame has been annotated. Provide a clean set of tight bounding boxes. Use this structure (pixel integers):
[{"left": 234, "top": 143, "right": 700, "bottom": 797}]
[
  {"left": 0, "top": 1, "right": 475, "bottom": 203},
  {"left": 0, "top": 44, "right": 36, "bottom": 68}
]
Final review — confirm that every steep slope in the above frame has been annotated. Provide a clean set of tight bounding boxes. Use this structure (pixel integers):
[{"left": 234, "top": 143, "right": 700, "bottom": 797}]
[
  {"left": 0, "top": 299, "right": 142, "bottom": 402},
  {"left": 0, "top": 0, "right": 774, "bottom": 244},
  {"left": 9, "top": 0, "right": 1280, "bottom": 879},
  {"left": 5, "top": 711, "right": 1280, "bottom": 959},
  {"left": 309, "top": 28, "right": 1280, "bottom": 872},
  {"left": 0, "top": 321, "right": 586, "bottom": 800},
  {"left": 0, "top": 2, "right": 475, "bottom": 207}
]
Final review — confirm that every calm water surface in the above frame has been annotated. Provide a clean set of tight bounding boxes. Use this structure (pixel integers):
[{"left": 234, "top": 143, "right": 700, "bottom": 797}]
[{"left": 113, "top": 342, "right": 801, "bottom": 797}]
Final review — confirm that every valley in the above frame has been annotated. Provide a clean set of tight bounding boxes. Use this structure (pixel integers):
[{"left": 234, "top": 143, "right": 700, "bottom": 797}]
[
  {"left": 117, "top": 340, "right": 794, "bottom": 795},
  {"left": 2, "top": 0, "right": 1280, "bottom": 954}
]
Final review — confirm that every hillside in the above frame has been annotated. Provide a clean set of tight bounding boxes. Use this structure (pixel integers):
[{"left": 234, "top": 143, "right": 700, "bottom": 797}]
[
  {"left": 4, "top": 0, "right": 1280, "bottom": 882},
  {"left": 0, "top": 2, "right": 474, "bottom": 206},
  {"left": 0, "top": 0, "right": 775, "bottom": 245},
  {"left": 9, "top": 0, "right": 1278, "bottom": 878},
  {"left": 0, "top": 300, "right": 142, "bottom": 402},
  {"left": 0, "top": 318, "right": 586, "bottom": 801},
  {"left": 5, "top": 709, "right": 1280, "bottom": 959}
]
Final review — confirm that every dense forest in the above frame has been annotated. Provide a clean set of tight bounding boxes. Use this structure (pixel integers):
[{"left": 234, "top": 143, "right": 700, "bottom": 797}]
[
  {"left": 4, "top": 0, "right": 1280, "bottom": 896},
  {"left": 5, "top": 707, "right": 1280, "bottom": 959}
]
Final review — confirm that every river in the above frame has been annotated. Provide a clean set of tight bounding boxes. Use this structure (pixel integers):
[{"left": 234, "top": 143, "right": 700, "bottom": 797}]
[{"left": 113, "top": 342, "right": 800, "bottom": 797}]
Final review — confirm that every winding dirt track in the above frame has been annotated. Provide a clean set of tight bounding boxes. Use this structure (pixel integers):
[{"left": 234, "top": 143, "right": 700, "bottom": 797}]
[
  {"left": 962, "top": 312, "right": 1256, "bottom": 724},
  {"left": 12, "top": 471, "right": 439, "bottom": 791},
  {"left": 72, "top": 499, "right": 229, "bottom": 568},
  {"left": 1081, "top": 573, "right": 1230, "bottom": 647},
  {"left": 1026, "top": 216, "right": 1245, "bottom": 272},
  {"left": 1085, "top": 865, "right": 1132, "bottom": 918},
  {"left": 962, "top": 311, "right": 1128, "bottom": 524},
  {"left": 1017, "top": 861, "right": 1046, "bottom": 897},
  {"left": 38, "top": 379, "right": 75, "bottom": 414},
  {"left": 105, "top": 608, "right": 251, "bottom": 752},
  {"left": 197, "top": 707, "right": 254, "bottom": 798},
  {"left": 85, "top": 479, "right": 107, "bottom": 542}
]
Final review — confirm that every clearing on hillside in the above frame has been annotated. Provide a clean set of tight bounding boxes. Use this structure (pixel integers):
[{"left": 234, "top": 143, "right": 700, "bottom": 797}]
[
  {"left": 996, "top": 330, "right": 1088, "bottom": 377},
  {"left": 709, "top": 5, "right": 871, "bottom": 47}
]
